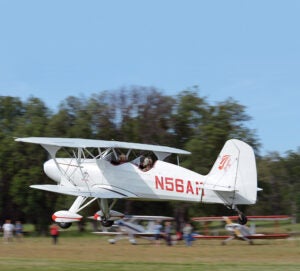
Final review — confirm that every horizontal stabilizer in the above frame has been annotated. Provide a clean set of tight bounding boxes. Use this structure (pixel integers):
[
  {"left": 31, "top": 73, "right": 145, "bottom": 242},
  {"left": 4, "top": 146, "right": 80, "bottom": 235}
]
[
  {"left": 200, "top": 183, "right": 236, "bottom": 192},
  {"left": 30, "top": 184, "right": 136, "bottom": 199}
]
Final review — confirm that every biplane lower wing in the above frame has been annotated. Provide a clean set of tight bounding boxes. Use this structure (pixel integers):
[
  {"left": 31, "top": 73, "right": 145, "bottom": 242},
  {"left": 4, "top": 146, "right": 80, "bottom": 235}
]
[{"left": 30, "top": 184, "right": 135, "bottom": 199}]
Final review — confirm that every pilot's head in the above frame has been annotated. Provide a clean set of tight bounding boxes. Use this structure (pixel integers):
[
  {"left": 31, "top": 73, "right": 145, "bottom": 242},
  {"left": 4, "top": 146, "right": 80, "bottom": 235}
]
[{"left": 119, "top": 154, "right": 126, "bottom": 162}]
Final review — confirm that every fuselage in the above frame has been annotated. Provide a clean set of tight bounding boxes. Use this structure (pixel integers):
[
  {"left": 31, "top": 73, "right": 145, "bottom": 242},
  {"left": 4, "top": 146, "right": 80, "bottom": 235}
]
[{"left": 44, "top": 158, "right": 223, "bottom": 203}]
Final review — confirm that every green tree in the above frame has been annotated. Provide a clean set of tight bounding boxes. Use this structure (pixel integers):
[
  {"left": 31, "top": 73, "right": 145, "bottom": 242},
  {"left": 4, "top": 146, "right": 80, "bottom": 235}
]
[
  {"left": 172, "top": 88, "right": 209, "bottom": 148},
  {"left": 10, "top": 97, "right": 53, "bottom": 233},
  {"left": 183, "top": 97, "right": 259, "bottom": 175},
  {"left": 284, "top": 150, "right": 300, "bottom": 221},
  {"left": 115, "top": 86, "right": 175, "bottom": 145},
  {"left": 86, "top": 91, "right": 117, "bottom": 140},
  {"left": 0, "top": 97, "right": 25, "bottom": 221},
  {"left": 254, "top": 151, "right": 300, "bottom": 221}
]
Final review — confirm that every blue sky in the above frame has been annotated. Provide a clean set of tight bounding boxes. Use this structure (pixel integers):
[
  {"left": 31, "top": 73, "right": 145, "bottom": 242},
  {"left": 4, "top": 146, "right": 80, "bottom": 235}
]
[{"left": 0, "top": 0, "right": 299, "bottom": 155}]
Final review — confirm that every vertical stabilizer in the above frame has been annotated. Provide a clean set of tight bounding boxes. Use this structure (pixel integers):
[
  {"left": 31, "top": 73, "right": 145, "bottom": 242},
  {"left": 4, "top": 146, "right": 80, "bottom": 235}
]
[{"left": 205, "top": 139, "right": 257, "bottom": 205}]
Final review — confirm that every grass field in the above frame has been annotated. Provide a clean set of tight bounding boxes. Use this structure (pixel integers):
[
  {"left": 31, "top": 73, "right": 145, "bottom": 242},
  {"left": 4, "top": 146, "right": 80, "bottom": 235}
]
[{"left": 0, "top": 235, "right": 300, "bottom": 271}]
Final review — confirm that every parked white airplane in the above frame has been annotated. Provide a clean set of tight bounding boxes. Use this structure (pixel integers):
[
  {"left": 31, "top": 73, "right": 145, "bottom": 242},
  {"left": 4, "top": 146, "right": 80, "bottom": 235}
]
[
  {"left": 192, "top": 215, "right": 290, "bottom": 244},
  {"left": 15, "top": 137, "right": 258, "bottom": 228},
  {"left": 93, "top": 215, "right": 173, "bottom": 244},
  {"left": 221, "top": 216, "right": 290, "bottom": 244}
]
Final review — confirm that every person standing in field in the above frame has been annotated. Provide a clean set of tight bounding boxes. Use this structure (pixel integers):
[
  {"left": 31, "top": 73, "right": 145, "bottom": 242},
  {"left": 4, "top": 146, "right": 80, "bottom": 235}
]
[
  {"left": 50, "top": 223, "right": 59, "bottom": 245},
  {"left": 15, "top": 221, "right": 24, "bottom": 241},
  {"left": 153, "top": 220, "right": 163, "bottom": 246},
  {"left": 182, "top": 222, "right": 193, "bottom": 246},
  {"left": 2, "top": 219, "right": 15, "bottom": 243},
  {"left": 164, "top": 221, "right": 173, "bottom": 246}
]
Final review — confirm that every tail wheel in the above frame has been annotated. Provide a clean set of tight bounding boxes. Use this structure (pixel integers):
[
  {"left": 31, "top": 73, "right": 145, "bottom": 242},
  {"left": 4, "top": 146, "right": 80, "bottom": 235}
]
[
  {"left": 238, "top": 213, "right": 248, "bottom": 225},
  {"left": 57, "top": 222, "right": 72, "bottom": 229}
]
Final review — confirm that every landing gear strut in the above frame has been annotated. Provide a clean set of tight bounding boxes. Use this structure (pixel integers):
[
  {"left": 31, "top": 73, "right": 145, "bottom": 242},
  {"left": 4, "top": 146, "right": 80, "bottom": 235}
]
[
  {"left": 233, "top": 205, "right": 248, "bottom": 225},
  {"left": 97, "top": 198, "right": 119, "bottom": 227}
]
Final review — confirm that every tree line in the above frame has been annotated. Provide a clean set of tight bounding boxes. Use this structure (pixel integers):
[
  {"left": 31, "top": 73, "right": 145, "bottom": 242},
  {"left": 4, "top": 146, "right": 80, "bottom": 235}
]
[{"left": 0, "top": 86, "right": 299, "bottom": 233}]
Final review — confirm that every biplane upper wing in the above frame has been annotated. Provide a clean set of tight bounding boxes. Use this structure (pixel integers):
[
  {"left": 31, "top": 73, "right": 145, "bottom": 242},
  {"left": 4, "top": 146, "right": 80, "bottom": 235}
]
[{"left": 15, "top": 137, "right": 191, "bottom": 155}]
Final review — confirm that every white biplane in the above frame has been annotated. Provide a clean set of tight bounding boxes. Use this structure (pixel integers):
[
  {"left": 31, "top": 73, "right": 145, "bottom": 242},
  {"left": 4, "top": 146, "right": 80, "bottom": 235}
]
[
  {"left": 93, "top": 215, "right": 173, "bottom": 245},
  {"left": 15, "top": 137, "right": 258, "bottom": 228}
]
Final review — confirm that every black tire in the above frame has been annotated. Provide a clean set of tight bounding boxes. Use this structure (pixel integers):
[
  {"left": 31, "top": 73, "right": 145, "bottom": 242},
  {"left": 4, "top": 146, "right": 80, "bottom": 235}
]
[
  {"left": 57, "top": 222, "right": 72, "bottom": 229},
  {"left": 238, "top": 213, "right": 248, "bottom": 225},
  {"left": 101, "top": 220, "right": 114, "bottom": 227}
]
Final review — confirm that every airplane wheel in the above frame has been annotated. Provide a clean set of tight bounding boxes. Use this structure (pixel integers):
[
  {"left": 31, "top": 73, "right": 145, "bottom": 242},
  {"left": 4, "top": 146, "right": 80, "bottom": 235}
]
[
  {"left": 130, "top": 239, "right": 137, "bottom": 245},
  {"left": 101, "top": 220, "right": 114, "bottom": 227},
  {"left": 57, "top": 222, "right": 72, "bottom": 229},
  {"left": 238, "top": 213, "right": 248, "bottom": 225},
  {"left": 108, "top": 239, "right": 116, "bottom": 244}
]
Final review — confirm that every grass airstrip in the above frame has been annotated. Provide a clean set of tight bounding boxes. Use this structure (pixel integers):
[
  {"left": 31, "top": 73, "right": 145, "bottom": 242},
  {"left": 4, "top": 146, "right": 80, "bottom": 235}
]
[{"left": 0, "top": 234, "right": 300, "bottom": 271}]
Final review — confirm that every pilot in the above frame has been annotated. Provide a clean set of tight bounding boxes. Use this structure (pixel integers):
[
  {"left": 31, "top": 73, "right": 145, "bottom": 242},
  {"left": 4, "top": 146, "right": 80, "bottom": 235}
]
[
  {"left": 111, "top": 153, "right": 127, "bottom": 165},
  {"left": 119, "top": 153, "right": 127, "bottom": 164},
  {"left": 139, "top": 155, "right": 145, "bottom": 170},
  {"left": 142, "top": 157, "right": 153, "bottom": 171}
]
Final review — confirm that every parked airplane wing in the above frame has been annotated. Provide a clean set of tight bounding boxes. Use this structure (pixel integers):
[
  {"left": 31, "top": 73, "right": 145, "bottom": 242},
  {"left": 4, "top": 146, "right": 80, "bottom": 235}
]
[
  {"left": 92, "top": 231, "right": 123, "bottom": 236},
  {"left": 193, "top": 233, "right": 290, "bottom": 240},
  {"left": 93, "top": 231, "right": 158, "bottom": 237},
  {"left": 124, "top": 215, "right": 174, "bottom": 221},
  {"left": 192, "top": 215, "right": 291, "bottom": 222}
]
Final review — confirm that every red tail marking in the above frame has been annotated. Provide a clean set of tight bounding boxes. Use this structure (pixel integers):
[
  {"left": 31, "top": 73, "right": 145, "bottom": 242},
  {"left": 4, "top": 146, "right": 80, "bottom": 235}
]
[{"left": 218, "top": 155, "right": 231, "bottom": 170}]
